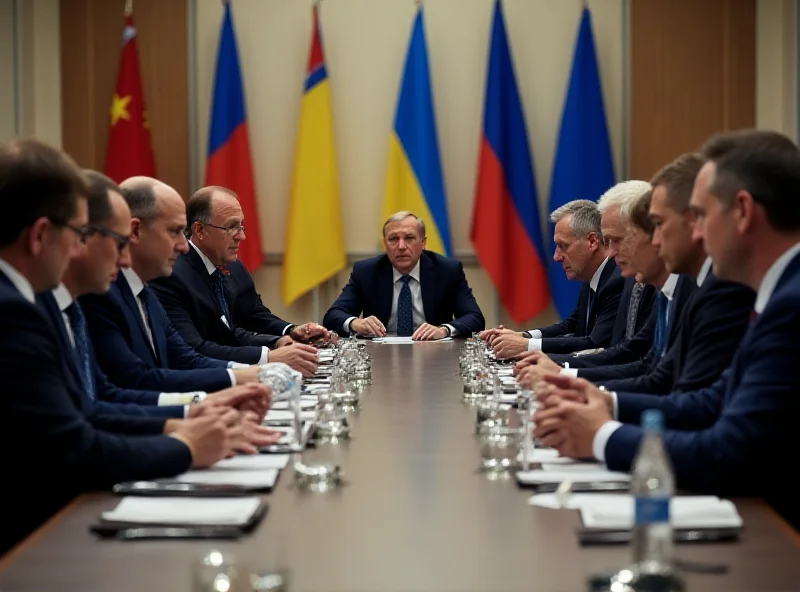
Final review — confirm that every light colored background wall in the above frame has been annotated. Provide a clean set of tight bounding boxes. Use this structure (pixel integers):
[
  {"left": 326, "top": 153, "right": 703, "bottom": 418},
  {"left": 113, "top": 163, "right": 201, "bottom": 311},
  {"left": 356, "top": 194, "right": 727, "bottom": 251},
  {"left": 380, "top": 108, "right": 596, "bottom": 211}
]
[
  {"left": 2, "top": 0, "right": 797, "bottom": 329},
  {"left": 193, "top": 0, "right": 625, "bottom": 329}
]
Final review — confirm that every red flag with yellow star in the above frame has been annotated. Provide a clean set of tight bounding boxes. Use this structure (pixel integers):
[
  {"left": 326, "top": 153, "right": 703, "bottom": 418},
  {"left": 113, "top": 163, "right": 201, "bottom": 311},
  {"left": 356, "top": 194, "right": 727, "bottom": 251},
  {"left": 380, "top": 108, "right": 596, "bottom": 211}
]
[{"left": 104, "top": 13, "right": 156, "bottom": 182}]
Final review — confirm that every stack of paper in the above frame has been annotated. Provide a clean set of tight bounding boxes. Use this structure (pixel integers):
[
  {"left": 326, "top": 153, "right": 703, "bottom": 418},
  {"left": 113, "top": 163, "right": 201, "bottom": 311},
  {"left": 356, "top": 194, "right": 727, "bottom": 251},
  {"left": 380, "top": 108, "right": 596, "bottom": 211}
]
[
  {"left": 517, "top": 447, "right": 580, "bottom": 465},
  {"left": 102, "top": 497, "right": 262, "bottom": 526},
  {"left": 265, "top": 409, "right": 317, "bottom": 423},
  {"left": 373, "top": 336, "right": 452, "bottom": 344},
  {"left": 270, "top": 397, "right": 318, "bottom": 411},
  {"left": 516, "top": 466, "right": 630, "bottom": 485},
  {"left": 580, "top": 495, "right": 743, "bottom": 530}
]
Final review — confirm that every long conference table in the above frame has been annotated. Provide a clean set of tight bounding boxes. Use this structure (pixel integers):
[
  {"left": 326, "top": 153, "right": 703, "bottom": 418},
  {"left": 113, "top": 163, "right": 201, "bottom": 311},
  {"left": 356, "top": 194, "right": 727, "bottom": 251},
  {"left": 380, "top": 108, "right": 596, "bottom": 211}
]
[{"left": 2, "top": 343, "right": 800, "bottom": 591}]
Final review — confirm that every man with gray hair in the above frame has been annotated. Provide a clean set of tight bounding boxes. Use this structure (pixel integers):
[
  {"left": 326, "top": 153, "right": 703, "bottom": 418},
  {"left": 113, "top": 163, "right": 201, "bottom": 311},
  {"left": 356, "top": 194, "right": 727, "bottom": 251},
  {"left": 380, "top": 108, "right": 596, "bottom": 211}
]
[
  {"left": 486, "top": 199, "right": 625, "bottom": 358},
  {"left": 323, "top": 211, "right": 485, "bottom": 339}
]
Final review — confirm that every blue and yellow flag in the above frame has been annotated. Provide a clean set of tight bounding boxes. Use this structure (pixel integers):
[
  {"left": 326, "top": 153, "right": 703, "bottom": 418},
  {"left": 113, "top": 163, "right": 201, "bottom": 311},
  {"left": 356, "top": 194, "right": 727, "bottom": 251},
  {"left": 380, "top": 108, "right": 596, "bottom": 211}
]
[
  {"left": 282, "top": 5, "right": 346, "bottom": 305},
  {"left": 382, "top": 7, "right": 452, "bottom": 255}
]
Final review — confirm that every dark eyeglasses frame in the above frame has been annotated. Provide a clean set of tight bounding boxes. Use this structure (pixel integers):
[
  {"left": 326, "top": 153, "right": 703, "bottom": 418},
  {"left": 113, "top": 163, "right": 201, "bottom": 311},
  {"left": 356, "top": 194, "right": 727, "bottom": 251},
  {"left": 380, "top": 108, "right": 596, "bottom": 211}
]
[
  {"left": 203, "top": 222, "right": 246, "bottom": 236},
  {"left": 64, "top": 223, "right": 130, "bottom": 253}
]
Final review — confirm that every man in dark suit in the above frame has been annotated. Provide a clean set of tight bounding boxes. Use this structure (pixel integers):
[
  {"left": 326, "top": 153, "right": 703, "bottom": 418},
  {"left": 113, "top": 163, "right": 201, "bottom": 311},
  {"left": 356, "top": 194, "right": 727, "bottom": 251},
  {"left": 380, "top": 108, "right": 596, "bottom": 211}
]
[
  {"left": 487, "top": 200, "right": 625, "bottom": 357},
  {"left": 533, "top": 130, "right": 800, "bottom": 530},
  {"left": 521, "top": 153, "right": 754, "bottom": 395},
  {"left": 0, "top": 140, "right": 235, "bottom": 555},
  {"left": 322, "top": 211, "right": 485, "bottom": 339},
  {"left": 149, "top": 186, "right": 320, "bottom": 376},
  {"left": 81, "top": 177, "right": 263, "bottom": 392},
  {"left": 48, "top": 170, "right": 274, "bottom": 420}
]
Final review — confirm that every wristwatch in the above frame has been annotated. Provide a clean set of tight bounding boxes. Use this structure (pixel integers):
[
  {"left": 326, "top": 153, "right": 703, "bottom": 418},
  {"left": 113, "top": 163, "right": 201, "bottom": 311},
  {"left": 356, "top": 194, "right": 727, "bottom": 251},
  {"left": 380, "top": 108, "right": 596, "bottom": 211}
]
[
  {"left": 190, "top": 392, "right": 207, "bottom": 404},
  {"left": 521, "top": 331, "right": 532, "bottom": 338},
  {"left": 441, "top": 325, "right": 452, "bottom": 338}
]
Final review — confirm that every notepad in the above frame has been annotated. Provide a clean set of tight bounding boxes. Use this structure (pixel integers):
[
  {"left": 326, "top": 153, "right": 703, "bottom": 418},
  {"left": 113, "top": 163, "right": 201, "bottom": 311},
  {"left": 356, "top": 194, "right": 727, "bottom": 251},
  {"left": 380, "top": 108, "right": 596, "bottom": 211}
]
[
  {"left": 579, "top": 495, "right": 743, "bottom": 530},
  {"left": 516, "top": 467, "right": 630, "bottom": 485},
  {"left": 270, "top": 398, "right": 317, "bottom": 411},
  {"left": 102, "top": 497, "right": 262, "bottom": 526}
]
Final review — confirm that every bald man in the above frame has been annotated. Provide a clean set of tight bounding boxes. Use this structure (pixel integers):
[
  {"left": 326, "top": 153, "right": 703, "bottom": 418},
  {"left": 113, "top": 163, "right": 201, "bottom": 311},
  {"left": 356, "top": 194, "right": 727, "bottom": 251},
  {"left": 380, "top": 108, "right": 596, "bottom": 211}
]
[{"left": 80, "top": 176, "right": 263, "bottom": 394}]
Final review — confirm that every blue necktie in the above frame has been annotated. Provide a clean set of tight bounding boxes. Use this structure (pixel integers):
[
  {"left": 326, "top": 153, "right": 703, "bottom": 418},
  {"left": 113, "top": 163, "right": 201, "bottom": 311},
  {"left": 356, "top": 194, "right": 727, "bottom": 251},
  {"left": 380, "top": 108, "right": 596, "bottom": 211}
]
[
  {"left": 585, "top": 289, "right": 595, "bottom": 329},
  {"left": 397, "top": 275, "right": 414, "bottom": 337},
  {"left": 212, "top": 269, "right": 231, "bottom": 324},
  {"left": 65, "top": 301, "right": 95, "bottom": 399},
  {"left": 654, "top": 291, "right": 669, "bottom": 358}
]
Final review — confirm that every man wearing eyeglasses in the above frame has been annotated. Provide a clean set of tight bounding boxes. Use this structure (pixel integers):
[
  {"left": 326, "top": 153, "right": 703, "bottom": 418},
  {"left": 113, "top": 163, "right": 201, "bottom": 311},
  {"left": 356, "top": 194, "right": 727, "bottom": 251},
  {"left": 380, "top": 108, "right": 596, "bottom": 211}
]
[
  {"left": 42, "top": 170, "right": 276, "bottom": 427},
  {"left": 148, "top": 186, "right": 323, "bottom": 377}
]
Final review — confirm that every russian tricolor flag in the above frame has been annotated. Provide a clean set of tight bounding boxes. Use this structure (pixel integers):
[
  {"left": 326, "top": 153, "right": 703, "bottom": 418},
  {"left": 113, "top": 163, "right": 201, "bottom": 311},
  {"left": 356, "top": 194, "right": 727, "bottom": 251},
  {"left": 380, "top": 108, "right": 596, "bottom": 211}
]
[
  {"left": 471, "top": 0, "right": 549, "bottom": 324},
  {"left": 205, "top": 0, "right": 263, "bottom": 271}
]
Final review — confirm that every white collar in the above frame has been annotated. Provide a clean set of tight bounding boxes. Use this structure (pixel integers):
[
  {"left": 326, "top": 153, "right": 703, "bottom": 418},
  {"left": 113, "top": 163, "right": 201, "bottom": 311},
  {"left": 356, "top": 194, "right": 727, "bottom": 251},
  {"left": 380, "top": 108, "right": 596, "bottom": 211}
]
[
  {"left": 661, "top": 273, "right": 680, "bottom": 301},
  {"left": 754, "top": 242, "right": 800, "bottom": 313},
  {"left": 589, "top": 257, "right": 609, "bottom": 292},
  {"left": 392, "top": 260, "right": 421, "bottom": 284},
  {"left": 696, "top": 256, "right": 713, "bottom": 287},
  {"left": 121, "top": 267, "right": 146, "bottom": 297},
  {"left": 0, "top": 258, "right": 35, "bottom": 304},
  {"left": 52, "top": 283, "right": 74, "bottom": 312},
  {"left": 189, "top": 240, "right": 217, "bottom": 275}
]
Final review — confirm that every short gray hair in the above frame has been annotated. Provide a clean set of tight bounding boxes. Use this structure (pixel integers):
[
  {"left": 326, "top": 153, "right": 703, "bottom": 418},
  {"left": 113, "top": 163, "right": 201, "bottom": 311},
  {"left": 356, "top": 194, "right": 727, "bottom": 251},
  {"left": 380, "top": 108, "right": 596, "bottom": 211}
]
[
  {"left": 120, "top": 181, "right": 159, "bottom": 225},
  {"left": 597, "top": 180, "right": 652, "bottom": 219},
  {"left": 550, "top": 199, "right": 602, "bottom": 241},
  {"left": 382, "top": 211, "right": 426, "bottom": 237}
]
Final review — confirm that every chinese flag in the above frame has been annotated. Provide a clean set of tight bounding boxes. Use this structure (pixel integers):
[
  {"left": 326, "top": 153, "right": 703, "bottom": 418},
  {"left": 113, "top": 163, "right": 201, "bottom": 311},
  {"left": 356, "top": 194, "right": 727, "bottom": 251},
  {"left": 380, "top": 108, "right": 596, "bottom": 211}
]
[{"left": 104, "top": 13, "right": 156, "bottom": 182}]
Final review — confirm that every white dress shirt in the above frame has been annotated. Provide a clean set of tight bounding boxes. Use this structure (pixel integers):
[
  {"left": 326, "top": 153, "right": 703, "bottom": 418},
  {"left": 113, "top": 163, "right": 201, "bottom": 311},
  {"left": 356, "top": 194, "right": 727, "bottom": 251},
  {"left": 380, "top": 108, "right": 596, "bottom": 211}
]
[
  {"left": 53, "top": 283, "right": 196, "bottom": 414},
  {"left": 122, "top": 267, "right": 238, "bottom": 389},
  {"left": 591, "top": 253, "right": 763, "bottom": 462},
  {"left": 0, "top": 258, "right": 35, "bottom": 303},
  {"left": 527, "top": 257, "right": 610, "bottom": 351},
  {"left": 344, "top": 260, "right": 456, "bottom": 336},
  {"left": 189, "top": 241, "right": 275, "bottom": 364}
]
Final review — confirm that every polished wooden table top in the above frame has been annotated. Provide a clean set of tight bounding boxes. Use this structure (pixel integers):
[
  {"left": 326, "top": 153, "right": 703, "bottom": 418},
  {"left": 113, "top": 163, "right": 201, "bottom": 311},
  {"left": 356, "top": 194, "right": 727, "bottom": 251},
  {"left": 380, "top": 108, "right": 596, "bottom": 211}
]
[{"left": 2, "top": 343, "right": 800, "bottom": 591}]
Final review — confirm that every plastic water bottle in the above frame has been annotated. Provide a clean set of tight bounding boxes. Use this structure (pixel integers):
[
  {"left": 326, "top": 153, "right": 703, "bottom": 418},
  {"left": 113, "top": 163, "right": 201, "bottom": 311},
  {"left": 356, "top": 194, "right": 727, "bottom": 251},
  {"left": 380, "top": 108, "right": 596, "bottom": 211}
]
[{"left": 631, "top": 409, "right": 675, "bottom": 575}]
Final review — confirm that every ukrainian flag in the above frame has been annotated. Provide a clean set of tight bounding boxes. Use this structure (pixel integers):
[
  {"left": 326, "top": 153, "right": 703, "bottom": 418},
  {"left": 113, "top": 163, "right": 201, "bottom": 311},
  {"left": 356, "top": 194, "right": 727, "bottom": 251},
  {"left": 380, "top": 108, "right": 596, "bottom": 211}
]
[
  {"left": 282, "top": 4, "right": 346, "bottom": 306},
  {"left": 382, "top": 7, "right": 452, "bottom": 256}
]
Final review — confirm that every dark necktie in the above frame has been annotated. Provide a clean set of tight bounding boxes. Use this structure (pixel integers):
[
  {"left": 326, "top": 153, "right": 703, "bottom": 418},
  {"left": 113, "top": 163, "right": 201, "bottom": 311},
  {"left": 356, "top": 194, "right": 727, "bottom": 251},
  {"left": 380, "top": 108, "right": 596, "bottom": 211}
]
[
  {"left": 65, "top": 301, "right": 95, "bottom": 399},
  {"left": 653, "top": 291, "right": 669, "bottom": 358},
  {"left": 585, "top": 288, "right": 595, "bottom": 330},
  {"left": 212, "top": 269, "right": 232, "bottom": 324},
  {"left": 625, "top": 282, "right": 645, "bottom": 339},
  {"left": 397, "top": 275, "right": 414, "bottom": 337}
]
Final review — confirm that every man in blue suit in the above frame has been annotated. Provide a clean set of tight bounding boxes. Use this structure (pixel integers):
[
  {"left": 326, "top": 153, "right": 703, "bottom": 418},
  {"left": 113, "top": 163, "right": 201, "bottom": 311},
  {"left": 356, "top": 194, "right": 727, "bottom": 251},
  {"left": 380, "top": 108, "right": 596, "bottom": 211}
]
[
  {"left": 486, "top": 200, "right": 626, "bottom": 357},
  {"left": 0, "top": 140, "right": 238, "bottom": 555},
  {"left": 323, "top": 211, "right": 485, "bottom": 339},
  {"left": 533, "top": 130, "right": 800, "bottom": 530},
  {"left": 81, "top": 177, "right": 263, "bottom": 393},
  {"left": 45, "top": 170, "right": 273, "bottom": 420}
]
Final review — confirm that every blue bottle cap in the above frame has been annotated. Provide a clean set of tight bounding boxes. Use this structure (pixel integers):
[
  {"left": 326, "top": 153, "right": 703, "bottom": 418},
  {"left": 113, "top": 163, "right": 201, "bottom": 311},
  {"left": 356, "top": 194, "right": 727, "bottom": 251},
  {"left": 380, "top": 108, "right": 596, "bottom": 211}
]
[{"left": 642, "top": 408, "right": 664, "bottom": 432}]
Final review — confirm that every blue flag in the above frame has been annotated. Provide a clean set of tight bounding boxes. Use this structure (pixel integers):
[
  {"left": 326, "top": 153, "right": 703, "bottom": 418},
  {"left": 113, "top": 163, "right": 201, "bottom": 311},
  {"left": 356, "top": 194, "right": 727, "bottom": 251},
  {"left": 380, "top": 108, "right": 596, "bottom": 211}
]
[{"left": 548, "top": 7, "right": 615, "bottom": 319}]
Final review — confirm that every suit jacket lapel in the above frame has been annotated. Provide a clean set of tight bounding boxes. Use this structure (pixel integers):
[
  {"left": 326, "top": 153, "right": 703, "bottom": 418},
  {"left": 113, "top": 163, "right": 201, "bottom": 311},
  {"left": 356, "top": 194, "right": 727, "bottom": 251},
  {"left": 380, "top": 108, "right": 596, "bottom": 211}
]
[
  {"left": 116, "top": 274, "right": 159, "bottom": 365},
  {"left": 376, "top": 258, "right": 394, "bottom": 325},
  {"left": 420, "top": 253, "right": 435, "bottom": 323},
  {"left": 576, "top": 283, "right": 591, "bottom": 335}
]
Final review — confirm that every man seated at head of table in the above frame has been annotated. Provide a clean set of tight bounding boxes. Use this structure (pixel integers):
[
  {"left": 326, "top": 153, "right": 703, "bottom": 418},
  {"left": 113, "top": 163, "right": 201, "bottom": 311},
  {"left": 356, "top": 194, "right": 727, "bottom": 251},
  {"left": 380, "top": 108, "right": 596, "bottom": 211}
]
[
  {"left": 148, "top": 185, "right": 324, "bottom": 377},
  {"left": 531, "top": 129, "right": 800, "bottom": 531},
  {"left": 323, "top": 211, "right": 485, "bottom": 340},
  {"left": 39, "top": 169, "right": 278, "bottom": 421},
  {"left": 0, "top": 139, "right": 271, "bottom": 556},
  {"left": 483, "top": 199, "right": 626, "bottom": 357}
]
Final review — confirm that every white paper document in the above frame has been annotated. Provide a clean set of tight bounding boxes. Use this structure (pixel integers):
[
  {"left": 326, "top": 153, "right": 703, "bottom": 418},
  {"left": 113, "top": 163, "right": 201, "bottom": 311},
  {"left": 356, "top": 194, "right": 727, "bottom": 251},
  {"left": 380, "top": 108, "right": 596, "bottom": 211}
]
[
  {"left": 265, "top": 409, "right": 317, "bottom": 422},
  {"left": 516, "top": 466, "right": 630, "bottom": 485},
  {"left": 212, "top": 454, "right": 290, "bottom": 470},
  {"left": 516, "top": 447, "right": 580, "bottom": 465},
  {"left": 270, "top": 398, "right": 317, "bottom": 411},
  {"left": 373, "top": 336, "right": 452, "bottom": 344},
  {"left": 166, "top": 469, "right": 279, "bottom": 489},
  {"left": 102, "top": 497, "right": 262, "bottom": 526},
  {"left": 579, "top": 495, "right": 742, "bottom": 530}
]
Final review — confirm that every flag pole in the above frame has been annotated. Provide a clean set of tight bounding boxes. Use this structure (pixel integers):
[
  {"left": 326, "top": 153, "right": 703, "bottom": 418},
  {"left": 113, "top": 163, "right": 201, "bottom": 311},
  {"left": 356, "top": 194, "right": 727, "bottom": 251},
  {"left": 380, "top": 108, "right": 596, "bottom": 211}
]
[{"left": 124, "top": 0, "right": 132, "bottom": 16}]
